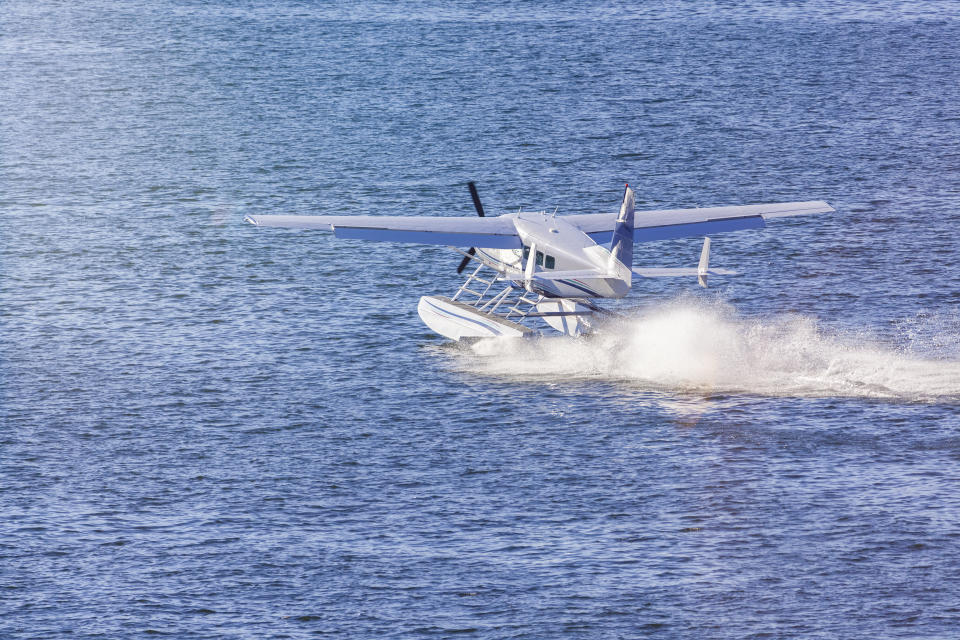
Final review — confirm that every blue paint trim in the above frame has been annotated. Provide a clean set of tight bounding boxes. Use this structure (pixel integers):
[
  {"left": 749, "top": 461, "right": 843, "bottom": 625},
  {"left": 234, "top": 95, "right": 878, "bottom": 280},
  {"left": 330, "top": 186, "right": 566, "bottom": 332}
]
[
  {"left": 335, "top": 227, "right": 521, "bottom": 248},
  {"left": 610, "top": 186, "right": 635, "bottom": 268},
  {"left": 558, "top": 279, "right": 600, "bottom": 297},
  {"left": 587, "top": 231, "right": 614, "bottom": 245},
  {"left": 423, "top": 299, "right": 503, "bottom": 336},
  {"left": 610, "top": 223, "right": 634, "bottom": 267}
]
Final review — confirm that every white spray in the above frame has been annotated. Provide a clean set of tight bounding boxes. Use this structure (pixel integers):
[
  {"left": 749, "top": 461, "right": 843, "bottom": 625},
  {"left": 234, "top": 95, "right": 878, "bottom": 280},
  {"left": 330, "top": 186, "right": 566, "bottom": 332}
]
[{"left": 453, "top": 298, "right": 960, "bottom": 401}]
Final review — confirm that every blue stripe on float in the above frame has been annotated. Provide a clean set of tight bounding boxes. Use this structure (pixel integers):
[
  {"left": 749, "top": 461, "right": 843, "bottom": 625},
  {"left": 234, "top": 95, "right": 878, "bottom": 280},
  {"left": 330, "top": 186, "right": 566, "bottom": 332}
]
[{"left": 423, "top": 299, "right": 503, "bottom": 336}]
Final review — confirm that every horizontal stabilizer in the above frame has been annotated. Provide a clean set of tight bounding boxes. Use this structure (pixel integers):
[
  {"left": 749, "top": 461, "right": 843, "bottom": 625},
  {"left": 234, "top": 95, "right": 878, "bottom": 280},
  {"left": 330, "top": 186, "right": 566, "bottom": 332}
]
[{"left": 632, "top": 267, "right": 737, "bottom": 278}]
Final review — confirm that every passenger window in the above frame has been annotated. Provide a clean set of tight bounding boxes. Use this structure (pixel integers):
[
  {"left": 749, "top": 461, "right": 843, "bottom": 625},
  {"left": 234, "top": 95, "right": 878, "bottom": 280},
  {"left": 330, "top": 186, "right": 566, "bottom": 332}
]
[
  {"left": 545, "top": 255, "right": 555, "bottom": 269},
  {"left": 535, "top": 251, "right": 544, "bottom": 266}
]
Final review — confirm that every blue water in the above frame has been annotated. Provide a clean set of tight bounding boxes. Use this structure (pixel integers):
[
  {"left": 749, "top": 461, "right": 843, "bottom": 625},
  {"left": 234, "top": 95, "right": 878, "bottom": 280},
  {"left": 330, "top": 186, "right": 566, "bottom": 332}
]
[{"left": 3, "top": 1, "right": 960, "bottom": 637}]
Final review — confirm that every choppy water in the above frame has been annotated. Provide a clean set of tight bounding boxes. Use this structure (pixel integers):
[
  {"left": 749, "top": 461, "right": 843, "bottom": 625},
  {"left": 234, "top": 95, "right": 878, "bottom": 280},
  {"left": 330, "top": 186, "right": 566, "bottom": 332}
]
[{"left": 3, "top": 1, "right": 960, "bottom": 638}]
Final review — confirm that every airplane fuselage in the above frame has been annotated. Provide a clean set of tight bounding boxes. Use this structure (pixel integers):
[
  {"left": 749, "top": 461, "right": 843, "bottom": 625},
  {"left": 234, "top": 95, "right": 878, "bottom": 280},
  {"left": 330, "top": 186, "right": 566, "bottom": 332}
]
[
  {"left": 244, "top": 182, "right": 832, "bottom": 341},
  {"left": 475, "top": 211, "right": 632, "bottom": 299}
]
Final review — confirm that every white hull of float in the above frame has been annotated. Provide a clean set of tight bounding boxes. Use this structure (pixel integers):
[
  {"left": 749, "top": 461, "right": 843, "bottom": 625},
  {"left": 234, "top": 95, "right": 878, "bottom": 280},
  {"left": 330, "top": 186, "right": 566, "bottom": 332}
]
[
  {"left": 417, "top": 295, "right": 534, "bottom": 341},
  {"left": 536, "top": 299, "right": 592, "bottom": 336}
]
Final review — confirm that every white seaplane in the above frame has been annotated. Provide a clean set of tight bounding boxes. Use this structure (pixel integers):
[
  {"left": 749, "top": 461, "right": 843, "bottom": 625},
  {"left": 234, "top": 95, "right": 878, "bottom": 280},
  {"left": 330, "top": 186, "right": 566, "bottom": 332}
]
[{"left": 245, "top": 183, "right": 833, "bottom": 341}]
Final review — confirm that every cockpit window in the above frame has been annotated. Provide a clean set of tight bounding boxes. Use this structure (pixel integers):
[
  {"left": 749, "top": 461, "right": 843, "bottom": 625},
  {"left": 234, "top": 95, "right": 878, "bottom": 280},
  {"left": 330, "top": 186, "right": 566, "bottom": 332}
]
[{"left": 521, "top": 246, "right": 555, "bottom": 269}]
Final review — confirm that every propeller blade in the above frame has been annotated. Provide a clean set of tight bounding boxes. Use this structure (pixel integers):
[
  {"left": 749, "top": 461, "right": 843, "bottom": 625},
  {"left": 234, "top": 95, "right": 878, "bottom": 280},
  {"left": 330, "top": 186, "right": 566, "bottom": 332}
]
[
  {"left": 457, "top": 183, "right": 485, "bottom": 274},
  {"left": 456, "top": 247, "right": 476, "bottom": 274},
  {"left": 468, "top": 181, "right": 486, "bottom": 217}
]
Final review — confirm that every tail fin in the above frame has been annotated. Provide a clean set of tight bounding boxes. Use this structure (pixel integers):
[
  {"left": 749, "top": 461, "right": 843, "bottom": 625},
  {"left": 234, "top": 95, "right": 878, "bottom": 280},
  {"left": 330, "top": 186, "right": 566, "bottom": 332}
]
[
  {"left": 697, "top": 237, "right": 711, "bottom": 288},
  {"left": 609, "top": 184, "right": 635, "bottom": 270}
]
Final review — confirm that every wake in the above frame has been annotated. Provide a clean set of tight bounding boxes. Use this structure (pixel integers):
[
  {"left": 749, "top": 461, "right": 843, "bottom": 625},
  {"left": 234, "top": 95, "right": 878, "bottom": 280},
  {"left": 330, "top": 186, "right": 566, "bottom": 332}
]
[{"left": 452, "top": 299, "right": 960, "bottom": 401}]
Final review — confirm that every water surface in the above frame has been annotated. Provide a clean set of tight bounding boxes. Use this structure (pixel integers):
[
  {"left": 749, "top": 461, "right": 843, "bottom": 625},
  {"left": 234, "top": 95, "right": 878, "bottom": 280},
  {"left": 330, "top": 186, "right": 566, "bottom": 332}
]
[{"left": 3, "top": 2, "right": 960, "bottom": 637}]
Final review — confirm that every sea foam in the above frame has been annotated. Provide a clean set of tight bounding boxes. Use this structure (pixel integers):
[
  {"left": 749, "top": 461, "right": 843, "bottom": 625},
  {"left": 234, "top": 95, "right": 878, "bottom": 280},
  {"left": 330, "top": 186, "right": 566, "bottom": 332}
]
[{"left": 455, "top": 299, "right": 960, "bottom": 401}]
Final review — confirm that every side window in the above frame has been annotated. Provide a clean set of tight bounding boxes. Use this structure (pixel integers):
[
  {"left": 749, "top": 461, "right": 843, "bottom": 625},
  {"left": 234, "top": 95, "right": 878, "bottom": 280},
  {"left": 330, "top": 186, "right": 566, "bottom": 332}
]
[
  {"left": 522, "top": 246, "right": 530, "bottom": 261},
  {"left": 535, "top": 251, "right": 544, "bottom": 267},
  {"left": 545, "top": 255, "right": 556, "bottom": 269}
]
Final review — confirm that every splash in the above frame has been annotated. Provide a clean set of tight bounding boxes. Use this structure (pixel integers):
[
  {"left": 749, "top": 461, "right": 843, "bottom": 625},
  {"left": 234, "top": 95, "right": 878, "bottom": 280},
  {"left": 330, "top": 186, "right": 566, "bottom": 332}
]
[{"left": 450, "top": 299, "right": 960, "bottom": 402}]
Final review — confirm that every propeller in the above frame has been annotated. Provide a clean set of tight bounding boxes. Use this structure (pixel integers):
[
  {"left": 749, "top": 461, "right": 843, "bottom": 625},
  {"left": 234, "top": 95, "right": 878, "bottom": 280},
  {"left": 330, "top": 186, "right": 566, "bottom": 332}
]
[{"left": 456, "top": 181, "right": 486, "bottom": 274}]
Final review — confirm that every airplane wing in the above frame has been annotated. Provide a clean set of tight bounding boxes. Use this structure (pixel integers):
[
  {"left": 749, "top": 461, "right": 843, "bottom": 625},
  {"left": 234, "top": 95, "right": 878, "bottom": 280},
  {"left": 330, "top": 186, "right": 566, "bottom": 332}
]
[
  {"left": 244, "top": 214, "right": 522, "bottom": 249},
  {"left": 246, "top": 200, "right": 832, "bottom": 247},
  {"left": 564, "top": 200, "right": 834, "bottom": 243}
]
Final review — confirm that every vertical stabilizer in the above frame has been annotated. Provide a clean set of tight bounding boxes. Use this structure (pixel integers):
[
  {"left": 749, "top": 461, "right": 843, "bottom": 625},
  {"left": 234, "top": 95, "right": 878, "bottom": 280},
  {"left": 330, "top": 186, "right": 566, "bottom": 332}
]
[
  {"left": 609, "top": 184, "right": 635, "bottom": 272},
  {"left": 697, "top": 237, "right": 711, "bottom": 288}
]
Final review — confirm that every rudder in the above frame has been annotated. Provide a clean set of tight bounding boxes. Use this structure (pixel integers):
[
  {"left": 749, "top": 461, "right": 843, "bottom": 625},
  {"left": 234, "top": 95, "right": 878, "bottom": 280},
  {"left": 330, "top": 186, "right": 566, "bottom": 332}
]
[{"left": 609, "top": 184, "right": 635, "bottom": 270}]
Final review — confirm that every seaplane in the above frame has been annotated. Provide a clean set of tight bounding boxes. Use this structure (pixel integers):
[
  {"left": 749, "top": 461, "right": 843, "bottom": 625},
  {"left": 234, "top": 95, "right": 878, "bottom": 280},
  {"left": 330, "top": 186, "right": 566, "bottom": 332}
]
[{"left": 245, "top": 183, "right": 833, "bottom": 341}]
